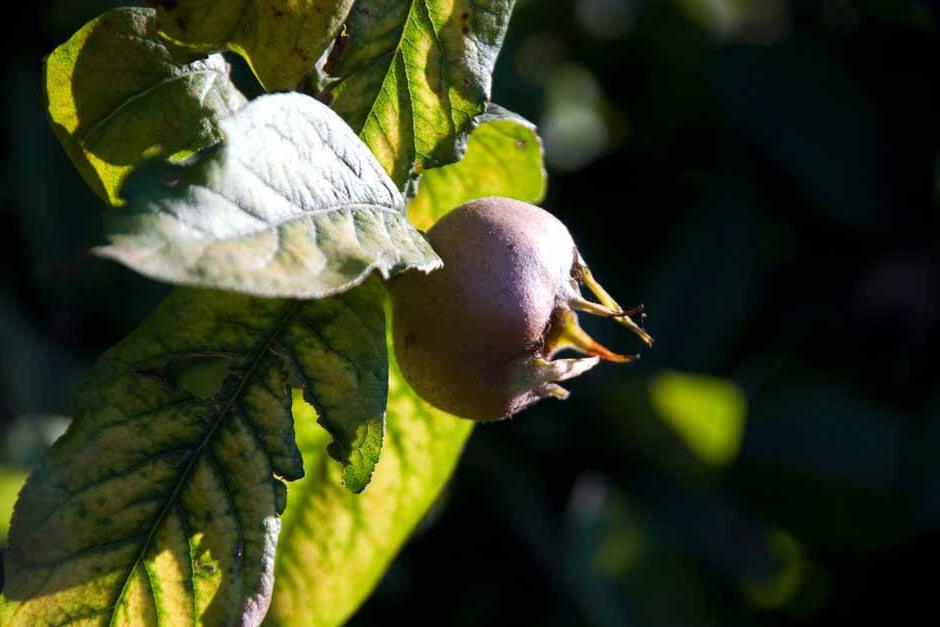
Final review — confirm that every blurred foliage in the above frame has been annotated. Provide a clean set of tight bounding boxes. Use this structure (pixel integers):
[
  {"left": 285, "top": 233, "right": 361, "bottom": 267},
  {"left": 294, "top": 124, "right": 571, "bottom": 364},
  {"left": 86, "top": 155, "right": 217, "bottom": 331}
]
[
  {"left": 648, "top": 371, "right": 745, "bottom": 468},
  {"left": 2, "top": 0, "right": 939, "bottom": 625}
]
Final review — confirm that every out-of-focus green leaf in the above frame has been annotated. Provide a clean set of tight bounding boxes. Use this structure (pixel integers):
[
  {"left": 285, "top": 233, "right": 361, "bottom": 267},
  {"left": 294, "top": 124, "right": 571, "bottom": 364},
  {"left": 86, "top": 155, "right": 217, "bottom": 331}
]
[
  {"left": 562, "top": 476, "right": 709, "bottom": 627},
  {"left": 266, "top": 351, "right": 473, "bottom": 627},
  {"left": 99, "top": 93, "right": 441, "bottom": 299},
  {"left": 1, "top": 279, "right": 389, "bottom": 626},
  {"left": 648, "top": 371, "right": 746, "bottom": 468},
  {"left": 155, "top": 0, "right": 355, "bottom": 92},
  {"left": 324, "top": 0, "right": 516, "bottom": 186},
  {"left": 44, "top": 7, "right": 246, "bottom": 205},
  {"left": 0, "top": 468, "right": 29, "bottom": 544},
  {"left": 407, "top": 105, "right": 546, "bottom": 230},
  {"left": 742, "top": 529, "right": 805, "bottom": 610}
]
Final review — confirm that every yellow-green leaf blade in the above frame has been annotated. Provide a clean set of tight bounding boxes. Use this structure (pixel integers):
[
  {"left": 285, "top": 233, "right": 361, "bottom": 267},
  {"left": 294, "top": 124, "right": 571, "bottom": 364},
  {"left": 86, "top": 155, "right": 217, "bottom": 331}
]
[
  {"left": 155, "top": 1, "right": 356, "bottom": 92},
  {"left": 0, "top": 467, "right": 29, "bottom": 544},
  {"left": 1, "top": 280, "right": 390, "bottom": 625},
  {"left": 266, "top": 350, "right": 473, "bottom": 627},
  {"left": 408, "top": 105, "right": 547, "bottom": 230},
  {"left": 44, "top": 7, "right": 246, "bottom": 205},
  {"left": 325, "top": 0, "right": 516, "bottom": 186}
]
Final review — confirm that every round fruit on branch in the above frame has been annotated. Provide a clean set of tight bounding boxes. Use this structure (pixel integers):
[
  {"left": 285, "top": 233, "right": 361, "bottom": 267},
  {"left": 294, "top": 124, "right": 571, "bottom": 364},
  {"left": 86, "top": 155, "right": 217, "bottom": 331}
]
[{"left": 389, "top": 197, "right": 652, "bottom": 421}]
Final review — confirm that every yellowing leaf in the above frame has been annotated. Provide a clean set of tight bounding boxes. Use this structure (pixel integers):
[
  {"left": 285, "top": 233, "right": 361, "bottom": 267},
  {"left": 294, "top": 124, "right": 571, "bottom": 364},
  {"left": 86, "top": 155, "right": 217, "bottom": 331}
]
[
  {"left": 266, "top": 347, "right": 473, "bottom": 626},
  {"left": 408, "top": 105, "right": 547, "bottom": 230},
  {"left": 325, "top": 0, "right": 516, "bottom": 186},
  {"left": 44, "top": 7, "right": 245, "bottom": 205},
  {"left": 1, "top": 279, "right": 390, "bottom": 626},
  {"left": 155, "top": 0, "right": 356, "bottom": 92}
]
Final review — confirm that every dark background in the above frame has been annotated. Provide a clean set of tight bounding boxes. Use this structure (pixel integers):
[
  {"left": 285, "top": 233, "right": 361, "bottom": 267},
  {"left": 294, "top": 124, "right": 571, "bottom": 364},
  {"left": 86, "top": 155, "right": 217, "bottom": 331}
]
[{"left": 2, "top": 1, "right": 939, "bottom": 625}]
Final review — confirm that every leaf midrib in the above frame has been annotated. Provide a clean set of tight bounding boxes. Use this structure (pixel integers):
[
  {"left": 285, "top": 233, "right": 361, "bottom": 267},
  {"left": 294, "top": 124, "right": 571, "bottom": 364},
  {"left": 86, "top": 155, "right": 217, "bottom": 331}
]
[
  {"left": 106, "top": 299, "right": 302, "bottom": 626},
  {"left": 353, "top": 1, "right": 419, "bottom": 148}
]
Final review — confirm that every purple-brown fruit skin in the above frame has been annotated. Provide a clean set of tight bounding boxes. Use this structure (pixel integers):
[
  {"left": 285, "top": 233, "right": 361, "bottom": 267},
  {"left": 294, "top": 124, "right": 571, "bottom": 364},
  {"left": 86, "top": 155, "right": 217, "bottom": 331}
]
[{"left": 390, "top": 197, "right": 578, "bottom": 421}]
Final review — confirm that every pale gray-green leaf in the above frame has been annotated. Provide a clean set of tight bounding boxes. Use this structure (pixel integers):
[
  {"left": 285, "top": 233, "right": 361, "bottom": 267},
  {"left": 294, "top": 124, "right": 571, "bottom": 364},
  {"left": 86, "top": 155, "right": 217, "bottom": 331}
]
[
  {"left": 44, "top": 7, "right": 246, "bottom": 205},
  {"left": 99, "top": 92, "right": 441, "bottom": 298}
]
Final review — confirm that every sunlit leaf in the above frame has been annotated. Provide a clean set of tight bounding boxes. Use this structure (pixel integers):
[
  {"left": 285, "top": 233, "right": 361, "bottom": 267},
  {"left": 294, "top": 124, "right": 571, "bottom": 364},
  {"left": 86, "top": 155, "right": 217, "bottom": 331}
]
[
  {"left": 408, "top": 105, "right": 546, "bottom": 230},
  {"left": 1, "top": 279, "right": 389, "bottom": 626},
  {"left": 648, "top": 371, "right": 746, "bottom": 468},
  {"left": 155, "top": 0, "right": 355, "bottom": 92},
  {"left": 324, "top": 0, "right": 516, "bottom": 186},
  {"left": 266, "top": 347, "right": 473, "bottom": 627},
  {"left": 99, "top": 93, "right": 441, "bottom": 298},
  {"left": 44, "top": 7, "right": 246, "bottom": 205},
  {"left": 0, "top": 468, "right": 29, "bottom": 544}
]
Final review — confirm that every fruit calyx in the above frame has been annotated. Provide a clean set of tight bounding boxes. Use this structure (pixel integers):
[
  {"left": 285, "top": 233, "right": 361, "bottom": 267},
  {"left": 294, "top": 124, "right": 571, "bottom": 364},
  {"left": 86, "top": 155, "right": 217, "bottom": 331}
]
[{"left": 512, "top": 256, "right": 654, "bottom": 406}]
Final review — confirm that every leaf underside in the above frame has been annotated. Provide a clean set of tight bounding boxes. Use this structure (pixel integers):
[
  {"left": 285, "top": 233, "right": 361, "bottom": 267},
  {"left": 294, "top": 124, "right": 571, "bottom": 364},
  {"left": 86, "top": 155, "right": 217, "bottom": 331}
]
[
  {"left": 325, "top": 0, "right": 516, "bottom": 186},
  {"left": 1, "top": 279, "right": 388, "bottom": 626},
  {"left": 155, "top": 1, "right": 356, "bottom": 92},
  {"left": 100, "top": 93, "right": 441, "bottom": 299},
  {"left": 44, "top": 7, "right": 246, "bottom": 206}
]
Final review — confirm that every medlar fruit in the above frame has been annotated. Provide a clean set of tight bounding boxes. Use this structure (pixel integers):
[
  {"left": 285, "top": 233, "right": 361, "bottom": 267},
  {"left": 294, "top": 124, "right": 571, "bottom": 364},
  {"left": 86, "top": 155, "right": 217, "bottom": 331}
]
[{"left": 389, "top": 197, "right": 651, "bottom": 421}]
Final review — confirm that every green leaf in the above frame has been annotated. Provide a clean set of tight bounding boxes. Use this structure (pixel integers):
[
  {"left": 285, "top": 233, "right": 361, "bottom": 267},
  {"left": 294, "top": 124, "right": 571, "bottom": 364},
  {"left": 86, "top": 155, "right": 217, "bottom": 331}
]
[
  {"left": 408, "top": 105, "right": 547, "bottom": 230},
  {"left": 44, "top": 7, "right": 246, "bottom": 205},
  {"left": 324, "top": 0, "right": 516, "bottom": 186},
  {"left": 155, "top": 0, "right": 356, "bottom": 92},
  {"left": 648, "top": 371, "right": 746, "bottom": 468},
  {"left": 266, "top": 350, "right": 473, "bottom": 626},
  {"left": 0, "top": 467, "right": 29, "bottom": 544},
  {"left": 1, "top": 279, "right": 389, "bottom": 626},
  {"left": 99, "top": 92, "right": 441, "bottom": 299}
]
